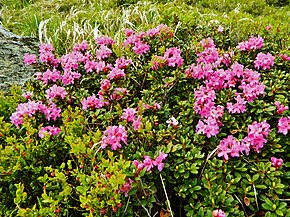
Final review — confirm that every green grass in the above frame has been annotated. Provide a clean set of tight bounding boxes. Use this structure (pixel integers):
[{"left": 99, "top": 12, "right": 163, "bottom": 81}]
[{"left": 1, "top": 0, "right": 289, "bottom": 54}]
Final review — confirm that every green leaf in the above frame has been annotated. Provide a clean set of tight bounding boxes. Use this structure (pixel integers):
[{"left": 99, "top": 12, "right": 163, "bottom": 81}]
[
  {"left": 256, "top": 184, "right": 267, "bottom": 189},
  {"left": 262, "top": 203, "right": 273, "bottom": 211},
  {"left": 276, "top": 210, "right": 284, "bottom": 216}
]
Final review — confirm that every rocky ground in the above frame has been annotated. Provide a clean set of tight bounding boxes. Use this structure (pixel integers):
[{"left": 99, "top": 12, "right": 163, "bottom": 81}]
[{"left": 0, "top": 22, "right": 38, "bottom": 92}]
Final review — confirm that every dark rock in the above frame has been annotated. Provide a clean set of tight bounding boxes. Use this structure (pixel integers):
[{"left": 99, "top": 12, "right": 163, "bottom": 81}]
[{"left": 0, "top": 22, "right": 39, "bottom": 92}]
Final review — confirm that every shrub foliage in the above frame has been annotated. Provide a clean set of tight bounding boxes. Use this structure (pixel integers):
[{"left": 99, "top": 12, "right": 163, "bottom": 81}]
[{"left": 1, "top": 19, "right": 290, "bottom": 217}]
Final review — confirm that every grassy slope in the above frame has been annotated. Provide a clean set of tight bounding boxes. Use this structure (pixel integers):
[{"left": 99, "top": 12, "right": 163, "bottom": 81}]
[{"left": 0, "top": 0, "right": 289, "bottom": 54}]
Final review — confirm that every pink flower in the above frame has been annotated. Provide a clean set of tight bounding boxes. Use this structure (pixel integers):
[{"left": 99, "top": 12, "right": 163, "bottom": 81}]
[
  {"left": 22, "top": 92, "right": 33, "bottom": 100},
  {"left": 23, "top": 53, "right": 37, "bottom": 65},
  {"left": 96, "top": 45, "right": 112, "bottom": 60},
  {"left": 101, "top": 125, "right": 128, "bottom": 150},
  {"left": 39, "top": 44, "right": 55, "bottom": 53},
  {"left": 217, "top": 135, "right": 240, "bottom": 160},
  {"left": 212, "top": 209, "right": 226, "bottom": 217},
  {"left": 38, "top": 126, "right": 61, "bottom": 138},
  {"left": 254, "top": 52, "right": 275, "bottom": 70},
  {"left": 143, "top": 156, "right": 154, "bottom": 172},
  {"left": 10, "top": 100, "right": 43, "bottom": 127},
  {"left": 133, "top": 160, "right": 144, "bottom": 173},
  {"left": 41, "top": 68, "right": 62, "bottom": 84},
  {"left": 73, "top": 40, "right": 88, "bottom": 52},
  {"left": 125, "top": 28, "right": 134, "bottom": 37},
  {"left": 121, "top": 108, "right": 137, "bottom": 122},
  {"left": 271, "top": 157, "right": 283, "bottom": 169},
  {"left": 218, "top": 25, "right": 224, "bottom": 33},
  {"left": 132, "top": 116, "right": 141, "bottom": 130},
  {"left": 41, "top": 103, "right": 62, "bottom": 121},
  {"left": 81, "top": 94, "right": 104, "bottom": 110},
  {"left": 266, "top": 25, "right": 272, "bottom": 31},
  {"left": 236, "top": 36, "right": 264, "bottom": 51},
  {"left": 119, "top": 178, "right": 133, "bottom": 197},
  {"left": 62, "top": 70, "right": 81, "bottom": 85},
  {"left": 196, "top": 118, "right": 219, "bottom": 138},
  {"left": 153, "top": 152, "right": 168, "bottom": 171},
  {"left": 133, "top": 41, "right": 150, "bottom": 55},
  {"left": 115, "top": 56, "right": 132, "bottom": 69},
  {"left": 100, "top": 79, "right": 111, "bottom": 90},
  {"left": 278, "top": 117, "right": 290, "bottom": 135},
  {"left": 164, "top": 47, "right": 183, "bottom": 68},
  {"left": 45, "top": 84, "right": 67, "bottom": 101},
  {"left": 108, "top": 68, "right": 126, "bottom": 80},
  {"left": 110, "top": 88, "right": 128, "bottom": 101},
  {"left": 95, "top": 36, "right": 115, "bottom": 46},
  {"left": 275, "top": 101, "right": 288, "bottom": 114},
  {"left": 226, "top": 95, "right": 247, "bottom": 114}
]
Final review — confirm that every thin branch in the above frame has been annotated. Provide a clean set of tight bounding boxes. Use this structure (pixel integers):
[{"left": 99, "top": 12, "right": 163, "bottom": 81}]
[
  {"left": 234, "top": 194, "right": 249, "bottom": 217},
  {"left": 253, "top": 184, "right": 259, "bottom": 209},
  {"left": 199, "top": 147, "right": 217, "bottom": 180},
  {"left": 137, "top": 199, "right": 151, "bottom": 217},
  {"left": 160, "top": 174, "right": 174, "bottom": 217},
  {"left": 124, "top": 196, "right": 130, "bottom": 214}
]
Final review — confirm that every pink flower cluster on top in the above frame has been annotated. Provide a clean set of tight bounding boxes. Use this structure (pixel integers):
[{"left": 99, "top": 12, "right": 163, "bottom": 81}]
[
  {"left": 39, "top": 44, "right": 58, "bottom": 67},
  {"left": 133, "top": 152, "right": 168, "bottom": 173},
  {"left": 123, "top": 24, "right": 173, "bottom": 56},
  {"left": 212, "top": 209, "right": 226, "bottom": 217},
  {"left": 10, "top": 101, "right": 61, "bottom": 127},
  {"left": 45, "top": 84, "right": 67, "bottom": 101},
  {"left": 217, "top": 120, "right": 271, "bottom": 160},
  {"left": 95, "top": 36, "right": 115, "bottom": 46},
  {"left": 121, "top": 108, "right": 142, "bottom": 130},
  {"left": 38, "top": 126, "right": 61, "bottom": 138},
  {"left": 119, "top": 178, "right": 133, "bottom": 197},
  {"left": 271, "top": 157, "right": 283, "bottom": 169},
  {"left": 81, "top": 94, "right": 107, "bottom": 110},
  {"left": 254, "top": 52, "right": 275, "bottom": 70},
  {"left": 236, "top": 36, "right": 264, "bottom": 51},
  {"left": 275, "top": 101, "right": 288, "bottom": 114},
  {"left": 23, "top": 53, "right": 37, "bottom": 65},
  {"left": 277, "top": 117, "right": 290, "bottom": 135},
  {"left": 101, "top": 125, "right": 128, "bottom": 150},
  {"left": 278, "top": 54, "right": 290, "bottom": 62},
  {"left": 186, "top": 38, "right": 265, "bottom": 138}
]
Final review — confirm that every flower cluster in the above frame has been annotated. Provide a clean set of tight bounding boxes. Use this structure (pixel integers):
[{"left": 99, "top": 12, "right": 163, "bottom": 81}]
[
  {"left": 39, "top": 43, "right": 58, "bottom": 66},
  {"left": 163, "top": 47, "right": 183, "bottom": 67},
  {"left": 271, "top": 157, "right": 283, "bottom": 169},
  {"left": 277, "top": 117, "right": 290, "bottom": 135},
  {"left": 217, "top": 121, "right": 271, "bottom": 160},
  {"left": 23, "top": 53, "right": 37, "bottom": 65},
  {"left": 254, "top": 52, "right": 275, "bottom": 70},
  {"left": 119, "top": 178, "right": 133, "bottom": 197},
  {"left": 121, "top": 108, "right": 142, "bottom": 130},
  {"left": 123, "top": 24, "right": 173, "bottom": 56},
  {"left": 101, "top": 125, "right": 128, "bottom": 150},
  {"left": 278, "top": 54, "right": 290, "bottom": 62},
  {"left": 212, "top": 209, "right": 226, "bottom": 217},
  {"left": 275, "top": 101, "right": 288, "bottom": 114},
  {"left": 45, "top": 84, "right": 67, "bottom": 101},
  {"left": 81, "top": 94, "right": 106, "bottom": 110},
  {"left": 133, "top": 152, "right": 168, "bottom": 173},
  {"left": 187, "top": 38, "right": 265, "bottom": 139},
  {"left": 236, "top": 36, "right": 264, "bottom": 51},
  {"left": 38, "top": 126, "right": 61, "bottom": 138}
]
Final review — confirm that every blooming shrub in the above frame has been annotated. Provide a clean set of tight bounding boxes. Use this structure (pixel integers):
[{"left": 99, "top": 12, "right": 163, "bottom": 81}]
[{"left": 1, "top": 21, "right": 290, "bottom": 217}]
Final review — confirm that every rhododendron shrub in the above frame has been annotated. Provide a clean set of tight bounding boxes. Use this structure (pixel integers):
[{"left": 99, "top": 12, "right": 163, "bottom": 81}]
[{"left": 1, "top": 22, "right": 290, "bottom": 217}]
